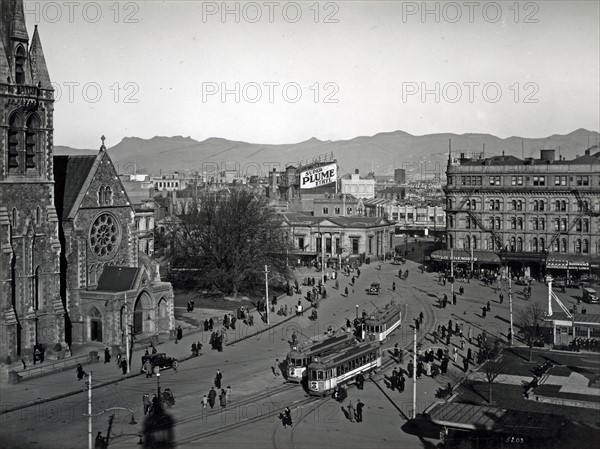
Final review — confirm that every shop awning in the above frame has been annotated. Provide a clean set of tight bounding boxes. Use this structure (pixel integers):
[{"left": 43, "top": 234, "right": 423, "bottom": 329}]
[
  {"left": 546, "top": 254, "right": 591, "bottom": 269},
  {"left": 430, "top": 250, "right": 501, "bottom": 264}
]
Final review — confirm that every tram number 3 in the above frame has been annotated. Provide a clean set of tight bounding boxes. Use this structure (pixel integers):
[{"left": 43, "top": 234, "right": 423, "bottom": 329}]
[{"left": 506, "top": 437, "right": 525, "bottom": 444}]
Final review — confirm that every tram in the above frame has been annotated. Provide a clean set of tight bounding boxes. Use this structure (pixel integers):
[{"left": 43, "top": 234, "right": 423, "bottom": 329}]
[
  {"left": 307, "top": 342, "right": 381, "bottom": 396},
  {"left": 364, "top": 302, "right": 402, "bottom": 342},
  {"left": 286, "top": 333, "right": 356, "bottom": 383}
]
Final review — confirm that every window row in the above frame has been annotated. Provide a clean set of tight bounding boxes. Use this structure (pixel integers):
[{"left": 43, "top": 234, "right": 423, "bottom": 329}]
[
  {"left": 449, "top": 235, "right": 591, "bottom": 254},
  {"left": 448, "top": 174, "right": 595, "bottom": 187}
]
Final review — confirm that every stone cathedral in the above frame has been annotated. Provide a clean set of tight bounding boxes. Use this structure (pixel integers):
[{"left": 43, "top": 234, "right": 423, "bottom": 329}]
[{"left": 0, "top": 0, "right": 174, "bottom": 367}]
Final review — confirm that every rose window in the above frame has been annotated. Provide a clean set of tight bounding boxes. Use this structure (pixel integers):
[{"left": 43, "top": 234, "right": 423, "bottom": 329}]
[{"left": 90, "top": 213, "right": 120, "bottom": 258}]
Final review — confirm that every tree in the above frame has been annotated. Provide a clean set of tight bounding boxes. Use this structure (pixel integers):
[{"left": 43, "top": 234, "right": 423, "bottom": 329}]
[
  {"left": 516, "top": 301, "right": 545, "bottom": 361},
  {"left": 167, "top": 190, "right": 292, "bottom": 296},
  {"left": 478, "top": 337, "right": 507, "bottom": 404}
]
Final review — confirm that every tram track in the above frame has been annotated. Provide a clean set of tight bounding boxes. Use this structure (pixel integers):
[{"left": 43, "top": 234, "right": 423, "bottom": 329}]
[{"left": 177, "top": 395, "right": 321, "bottom": 446}]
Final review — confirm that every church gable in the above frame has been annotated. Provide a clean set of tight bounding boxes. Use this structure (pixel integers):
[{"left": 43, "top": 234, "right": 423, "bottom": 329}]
[{"left": 79, "top": 151, "right": 132, "bottom": 212}]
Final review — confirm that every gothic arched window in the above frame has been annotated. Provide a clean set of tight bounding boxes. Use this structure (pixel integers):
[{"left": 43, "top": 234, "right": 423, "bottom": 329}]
[
  {"left": 15, "top": 45, "right": 26, "bottom": 84},
  {"left": 25, "top": 115, "right": 38, "bottom": 169},
  {"left": 8, "top": 113, "right": 21, "bottom": 172}
]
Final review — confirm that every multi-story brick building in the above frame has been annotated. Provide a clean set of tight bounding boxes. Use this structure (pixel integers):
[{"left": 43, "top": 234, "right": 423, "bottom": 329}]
[{"left": 444, "top": 148, "right": 600, "bottom": 277}]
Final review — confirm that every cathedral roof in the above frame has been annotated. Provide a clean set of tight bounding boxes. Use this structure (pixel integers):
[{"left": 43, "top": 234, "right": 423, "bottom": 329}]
[
  {"left": 53, "top": 155, "right": 98, "bottom": 220},
  {"left": 96, "top": 266, "right": 141, "bottom": 292}
]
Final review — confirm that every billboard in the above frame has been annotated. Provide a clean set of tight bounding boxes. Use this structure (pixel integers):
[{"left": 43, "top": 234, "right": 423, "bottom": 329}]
[{"left": 300, "top": 163, "right": 337, "bottom": 189}]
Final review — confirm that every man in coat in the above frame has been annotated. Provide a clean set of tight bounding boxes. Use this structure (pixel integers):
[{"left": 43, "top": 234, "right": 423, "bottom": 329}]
[
  {"left": 356, "top": 399, "right": 364, "bottom": 423},
  {"left": 215, "top": 370, "right": 223, "bottom": 389},
  {"left": 208, "top": 387, "right": 217, "bottom": 409},
  {"left": 142, "top": 393, "right": 152, "bottom": 415},
  {"left": 104, "top": 348, "right": 111, "bottom": 364}
]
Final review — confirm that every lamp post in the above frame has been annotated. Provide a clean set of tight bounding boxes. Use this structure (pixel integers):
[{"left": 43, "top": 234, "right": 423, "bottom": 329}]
[
  {"left": 509, "top": 267, "right": 514, "bottom": 346},
  {"left": 154, "top": 367, "right": 161, "bottom": 407},
  {"left": 264, "top": 265, "right": 270, "bottom": 325},
  {"left": 123, "top": 296, "right": 131, "bottom": 374}
]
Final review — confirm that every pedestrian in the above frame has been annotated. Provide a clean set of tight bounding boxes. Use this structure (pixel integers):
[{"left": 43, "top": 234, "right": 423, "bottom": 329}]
[
  {"left": 453, "top": 293, "right": 457, "bottom": 305},
  {"left": 273, "top": 359, "right": 280, "bottom": 376},
  {"left": 202, "top": 395, "right": 208, "bottom": 410},
  {"left": 345, "top": 286, "right": 349, "bottom": 296},
  {"left": 220, "top": 389, "right": 227, "bottom": 408},
  {"left": 499, "top": 293, "right": 504, "bottom": 304},
  {"left": 446, "top": 333, "right": 451, "bottom": 346},
  {"left": 468, "top": 326, "right": 472, "bottom": 343},
  {"left": 143, "top": 393, "right": 152, "bottom": 415},
  {"left": 416, "top": 361, "right": 423, "bottom": 379},
  {"left": 460, "top": 336, "right": 465, "bottom": 350},
  {"left": 392, "top": 282, "right": 396, "bottom": 291},
  {"left": 453, "top": 347, "right": 458, "bottom": 363},
  {"left": 425, "top": 361, "right": 432, "bottom": 376},
  {"left": 487, "top": 301, "right": 491, "bottom": 312},
  {"left": 284, "top": 407, "right": 292, "bottom": 427},
  {"left": 226, "top": 385, "right": 232, "bottom": 403},
  {"left": 175, "top": 325, "right": 183, "bottom": 343},
  {"left": 407, "top": 360, "right": 414, "bottom": 378},
  {"left": 95, "top": 432, "right": 106, "bottom": 449},
  {"left": 209, "top": 317, "right": 214, "bottom": 331},
  {"left": 120, "top": 358, "right": 127, "bottom": 374},
  {"left": 104, "top": 348, "right": 111, "bottom": 364},
  {"left": 391, "top": 367, "right": 398, "bottom": 390},
  {"left": 144, "top": 359, "right": 152, "bottom": 378},
  {"left": 356, "top": 399, "right": 364, "bottom": 422},
  {"left": 215, "top": 369, "right": 223, "bottom": 389},
  {"left": 467, "top": 347, "right": 472, "bottom": 361},
  {"left": 208, "top": 387, "right": 217, "bottom": 409},
  {"left": 348, "top": 400, "right": 356, "bottom": 422},
  {"left": 356, "top": 371, "right": 365, "bottom": 390},
  {"left": 482, "top": 307, "right": 487, "bottom": 318},
  {"left": 151, "top": 394, "right": 159, "bottom": 414},
  {"left": 463, "top": 356, "right": 469, "bottom": 372},
  {"left": 398, "top": 374, "right": 405, "bottom": 392},
  {"left": 351, "top": 276, "right": 355, "bottom": 285},
  {"left": 76, "top": 363, "right": 86, "bottom": 381},
  {"left": 419, "top": 311, "right": 424, "bottom": 324}
]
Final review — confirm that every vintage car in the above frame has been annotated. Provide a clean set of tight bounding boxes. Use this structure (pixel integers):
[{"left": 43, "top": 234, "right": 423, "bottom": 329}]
[
  {"left": 140, "top": 353, "right": 179, "bottom": 373},
  {"left": 369, "top": 282, "right": 381, "bottom": 295},
  {"left": 393, "top": 256, "right": 406, "bottom": 265}
]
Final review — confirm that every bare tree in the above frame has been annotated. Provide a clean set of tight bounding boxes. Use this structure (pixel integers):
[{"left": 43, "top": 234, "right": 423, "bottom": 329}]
[
  {"left": 478, "top": 338, "right": 507, "bottom": 404},
  {"left": 516, "top": 301, "right": 545, "bottom": 361},
  {"left": 167, "top": 189, "right": 292, "bottom": 296}
]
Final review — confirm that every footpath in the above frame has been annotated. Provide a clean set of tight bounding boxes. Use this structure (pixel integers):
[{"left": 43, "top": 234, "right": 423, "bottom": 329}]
[{"left": 0, "top": 269, "right": 322, "bottom": 415}]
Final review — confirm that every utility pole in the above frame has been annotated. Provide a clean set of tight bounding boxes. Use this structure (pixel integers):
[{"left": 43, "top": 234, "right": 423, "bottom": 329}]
[
  {"left": 264, "top": 265, "right": 270, "bottom": 325},
  {"left": 88, "top": 371, "right": 92, "bottom": 449},
  {"left": 412, "top": 326, "right": 417, "bottom": 419},
  {"left": 450, "top": 247, "right": 455, "bottom": 299},
  {"left": 509, "top": 267, "right": 514, "bottom": 346},
  {"left": 124, "top": 296, "right": 130, "bottom": 374}
]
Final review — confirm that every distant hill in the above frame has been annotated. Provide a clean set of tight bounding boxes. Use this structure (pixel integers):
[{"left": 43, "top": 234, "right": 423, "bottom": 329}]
[{"left": 54, "top": 129, "right": 600, "bottom": 178}]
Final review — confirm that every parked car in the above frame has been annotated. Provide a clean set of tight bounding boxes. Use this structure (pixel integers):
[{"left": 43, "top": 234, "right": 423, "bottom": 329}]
[
  {"left": 393, "top": 256, "right": 406, "bottom": 265},
  {"left": 369, "top": 282, "right": 381, "bottom": 295},
  {"left": 140, "top": 353, "right": 179, "bottom": 373}
]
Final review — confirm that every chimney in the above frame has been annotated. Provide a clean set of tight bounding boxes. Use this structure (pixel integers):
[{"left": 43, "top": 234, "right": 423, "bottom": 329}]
[
  {"left": 585, "top": 148, "right": 591, "bottom": 156},
  {"left": 540, "top": 149, "right": 555, "bottom": 163},
  {"left": 355, "top": 169, "right": 359, "bottom": 175}
]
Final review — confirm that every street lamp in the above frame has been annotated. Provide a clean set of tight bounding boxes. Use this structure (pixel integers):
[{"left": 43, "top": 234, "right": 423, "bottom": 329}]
[{"left": 154, "top": 366, "right": 161, "bottom": 407}]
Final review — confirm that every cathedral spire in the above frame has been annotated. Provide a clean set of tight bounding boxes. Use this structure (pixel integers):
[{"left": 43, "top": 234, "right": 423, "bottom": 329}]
[
  {"left": 30, "top": 25, "right": 52, "bottom": 89},
  {"left": 10, "top": 0, "right": 29, "bottom": 42}
]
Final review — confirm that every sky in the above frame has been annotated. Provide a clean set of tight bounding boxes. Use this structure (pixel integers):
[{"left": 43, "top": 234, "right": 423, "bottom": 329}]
[{"left": 23, "top": 0, "right": 600, "bottom": 149}]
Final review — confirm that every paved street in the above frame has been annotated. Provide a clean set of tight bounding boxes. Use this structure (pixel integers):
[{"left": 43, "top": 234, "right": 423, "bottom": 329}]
[{"left": 0, "top": 258, "right": 595, "bottom": 449}]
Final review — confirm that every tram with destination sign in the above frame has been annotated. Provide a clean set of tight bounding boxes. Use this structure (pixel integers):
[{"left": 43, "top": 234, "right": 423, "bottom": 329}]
[
  {"left": 307, "top": 342, "right": 381, "bottom": 396},
  {"left": 286, "top": 333, "right": 356, "bottom": 383},
  {"left": 364, "top": 302, "right": 402, "bottom": 342}
]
